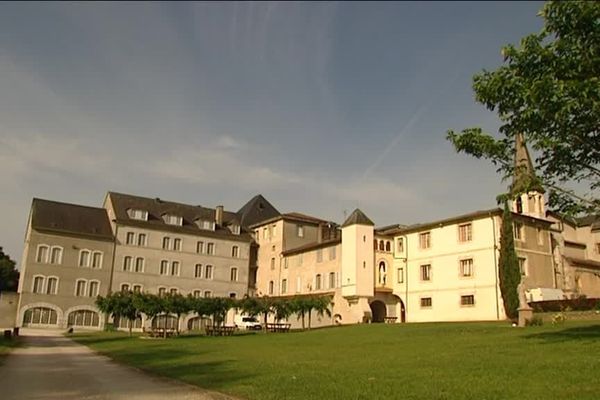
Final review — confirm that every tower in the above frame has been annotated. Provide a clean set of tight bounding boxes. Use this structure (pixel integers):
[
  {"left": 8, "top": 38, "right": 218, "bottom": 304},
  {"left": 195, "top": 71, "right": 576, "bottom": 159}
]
[{"left": 511, "top": 133, "right": 545, "bottom": 218}]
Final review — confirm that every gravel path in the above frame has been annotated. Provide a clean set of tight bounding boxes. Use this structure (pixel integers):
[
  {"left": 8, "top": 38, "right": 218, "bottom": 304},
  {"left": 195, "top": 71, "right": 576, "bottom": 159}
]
[{"left": 0, "top": 329, "right": 237, "bottom": 400}]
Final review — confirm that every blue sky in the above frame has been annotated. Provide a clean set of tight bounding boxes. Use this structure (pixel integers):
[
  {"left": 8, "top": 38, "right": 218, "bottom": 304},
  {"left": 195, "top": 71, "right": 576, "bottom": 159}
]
[{"left": 0, "top": 2, "right": 545, "bottom": 263}]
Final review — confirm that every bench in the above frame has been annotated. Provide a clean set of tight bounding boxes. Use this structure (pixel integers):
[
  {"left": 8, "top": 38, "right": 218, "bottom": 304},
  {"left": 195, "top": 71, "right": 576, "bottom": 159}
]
[
  {"left": 147, "top": 327, "right": 177, "bottom": 338},
  {"left": 266, "top": 323, "right": 291, "bottom": 333},
  {"left": 384, "top": 317, "right": 398, "bottom": 324},
  {"left": 205, "top": 325, "right": 237, "bottom": 336}
]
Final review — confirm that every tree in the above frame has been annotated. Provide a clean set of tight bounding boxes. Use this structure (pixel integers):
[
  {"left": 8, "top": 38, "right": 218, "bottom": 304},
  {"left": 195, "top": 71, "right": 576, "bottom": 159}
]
[
  {"left": 134, "top": 293, "right": 166, "bottom": 335},
  {"left": 498, "top": 203, "right": 521, "bottom": 320},
  {"left": 0, "top": 247, "right": 19, "bottom": 292},
  {"left": 96, "top": 291, "right": 141, "bottom": 337},
  {"left": 272, "top": 298, "right": 293, "bottom": 323},
  {"left": 164, "top": 293, "right": 191, "bottom": 335},
  {"left": 205, "top": 297, "right": 236, "bottom": 327},
  {"left": 447, "top": 1, "right": 600, "bottom": 216},
  {"left": 290, "top": 296, "right": 310, "bottom": 330}
]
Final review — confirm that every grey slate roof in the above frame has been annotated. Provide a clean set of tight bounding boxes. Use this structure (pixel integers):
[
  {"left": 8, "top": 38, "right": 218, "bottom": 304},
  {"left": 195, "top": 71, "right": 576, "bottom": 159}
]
[
  {"left": 31, "top": 198, "right": 114, "bottom": 241},
  {"left": 107, "top": 192, "right": 252, "bottom": 241},
  {"left": 236, "top": 194, "right": 281, "bottom": 228},
  {"left": 341, "top": 209, "right": 374, "bottom": 227}
]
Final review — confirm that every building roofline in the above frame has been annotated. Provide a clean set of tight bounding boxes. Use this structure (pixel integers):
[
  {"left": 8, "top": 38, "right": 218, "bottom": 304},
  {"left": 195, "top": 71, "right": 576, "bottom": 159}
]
[{"left": 282, "top": 238, "right": 342, "bottom": 256}]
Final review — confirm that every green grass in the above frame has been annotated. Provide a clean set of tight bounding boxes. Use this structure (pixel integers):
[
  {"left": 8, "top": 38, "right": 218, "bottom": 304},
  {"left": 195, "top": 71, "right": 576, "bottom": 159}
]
[
  {"left": 73, "top": 321, "right": 600, "bottom": 400},
  {"left": 0, "top": 336, "right": 19, "bottom": 361}
]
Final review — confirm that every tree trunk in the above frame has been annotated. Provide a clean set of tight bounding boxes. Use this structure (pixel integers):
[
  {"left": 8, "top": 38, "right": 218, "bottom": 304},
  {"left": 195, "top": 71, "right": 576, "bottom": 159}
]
[
  {"left": 263, "top": 312, "right": 268, "bottom": 333},
  {"left": 301, "top": 311, "right": 305, "bottom": 330},
  {"left": 308, "top": 310, "right": 312, "bottom": 330},
  {"left": 128, "top": 319, "right": 132, "bottom": 337},
  {"left": 163, "top": 314, "right": 167, "bottom": 338},
  {"left": 176, "top": 314, "right": 180, "bottom": 335}
]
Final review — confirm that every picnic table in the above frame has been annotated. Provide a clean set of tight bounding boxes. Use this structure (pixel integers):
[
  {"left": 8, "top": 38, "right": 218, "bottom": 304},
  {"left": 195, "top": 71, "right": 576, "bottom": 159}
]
[
  {"left": 147, "top": 327, "right": 176, "bottom": 337},
  {"left": 205, "top": 325, "right": 236, "bottom": 336},
  {"left": 266, "top": 323, "right": 291, "bottom": 333},
  {"left": 384, "top": 317, "right": 398, "bottom": 324}
]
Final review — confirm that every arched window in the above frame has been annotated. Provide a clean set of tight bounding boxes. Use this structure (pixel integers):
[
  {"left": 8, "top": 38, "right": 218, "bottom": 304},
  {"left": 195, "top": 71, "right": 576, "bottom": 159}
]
[
  {"left": 379, "top": 261, "right": 387, "bottom": 285},
  {"left": 516, "top": 197, "right": 523, "bottom": 214},
  {"left": 315, "top": 274, "right": 322, "bottom": 290},
  {"left": 232, "top": 246, "right": 239, "bottom": 258},
  {"left": 23, "top": 307, "right": 58, "bottom": 326},
  {"left": 373, "top": 240, "right": 378, "bottom": 250},
  {"left": 88, "top": 281, "right": 100, "bottom": 297},
  {"left": 46, "top": 277, "right": 59, "bottom": 295},
  {"left": 152, "top": 315, "right": 178, "bottom": 330},
  {"left": 92, "top": 252, "right": 103, "bottom": 268},
  {"left": 379, "top": 241, "right": 385, "bottom": 251},
  {"left": 385, "top": 241, "right": 391, "bottom": 252},
  {"left": 50, "top": 246, "right": 63, "bottom": 264},
  {"left": 268, "top": 281, "right": 274, "bottom": 295},
  {"left": 160, "top": 260, "right": 169, "bottom": 275},
  {"left": 135, "top": 257, "right": 144, "bottom": 273},
  {"left": 76, "top": 280, "right": 87, "bottom": 296},
  {"left": 36, "top": 245, "right": 49, "bottom": 263},
  {"left": 158, "top": 287, "right": 166, "bottom": 296},
  {"left": 123, "top": 256, "right": 132, "bottom": 271},
  {"left": 32, "top": 276, "right": 45, "bottom": 293},
  {"left": 79, "top": 250, "right": 91, "bottom": 267},
  {"left": 68, "top": 310, "right": 100, "bottom": 327},
  {"left": 120, "top": 283, "right": 130, "bottom": 292},
  {"left": 230, "top": 267, "right": 238, "bottom": 282},
  {"left": 162, "top": 237, "right": 171, "bottom": 250}
]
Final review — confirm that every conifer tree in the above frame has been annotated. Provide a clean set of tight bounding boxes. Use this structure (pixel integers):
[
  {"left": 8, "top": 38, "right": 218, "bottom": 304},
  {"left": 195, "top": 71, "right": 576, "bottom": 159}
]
[{"left": 498, "top": 203, "right": 521, "bottom": 320}]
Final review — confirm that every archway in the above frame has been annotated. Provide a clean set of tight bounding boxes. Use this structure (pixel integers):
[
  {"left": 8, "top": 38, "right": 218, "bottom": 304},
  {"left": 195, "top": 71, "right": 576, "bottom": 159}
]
[
  {"left": 399, "top": 299, "right": 406, "bottom": 323},
  {"left": 369, "top": 300, "right": 387, "bottom": 323}
]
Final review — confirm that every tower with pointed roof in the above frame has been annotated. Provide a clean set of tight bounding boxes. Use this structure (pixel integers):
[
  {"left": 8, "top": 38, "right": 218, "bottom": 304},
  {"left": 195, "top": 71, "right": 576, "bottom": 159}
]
[
  {"left": 511, "top": 133, "right": 546, "bottom": 219},
  {"left": 341, "top": 209, "right": 375, "bottom": 322}
]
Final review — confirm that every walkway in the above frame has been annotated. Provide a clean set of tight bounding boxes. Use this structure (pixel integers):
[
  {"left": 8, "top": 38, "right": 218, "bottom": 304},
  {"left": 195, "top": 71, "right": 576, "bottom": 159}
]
[{"left": 0, "top": 329, "right": 236, "bottom": 400}]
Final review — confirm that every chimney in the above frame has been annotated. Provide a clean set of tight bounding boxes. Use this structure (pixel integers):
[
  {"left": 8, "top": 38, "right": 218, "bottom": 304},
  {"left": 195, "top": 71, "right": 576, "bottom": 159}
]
[{"left": 215, "top": 205, "right": 224, "bottom": 226}]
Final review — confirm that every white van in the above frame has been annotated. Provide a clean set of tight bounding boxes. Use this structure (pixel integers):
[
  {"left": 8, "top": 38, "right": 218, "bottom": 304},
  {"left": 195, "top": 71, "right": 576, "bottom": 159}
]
[{"left": 234, "top": 315, "right": 262, "bottom": 330}]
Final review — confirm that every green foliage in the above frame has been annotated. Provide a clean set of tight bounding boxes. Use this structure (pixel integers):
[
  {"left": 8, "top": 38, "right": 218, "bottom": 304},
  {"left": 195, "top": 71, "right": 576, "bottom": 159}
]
[
  {"left": 498, "top": 203, "right": 521, "bottom": 320},
  {"left": 96, "top": 291, "right": 142, "bottom": 336},
  {"left": 0, "top": 247, "right": 19, "bottom": 292},
  {"left": 526, "top": 316, "right": 544, "bottom": 326},
  {"left": 447, "top": 1, "right": 600, "bottom": 216},
  {"left": 272, "top": 299, "right": 294, "bottom": 322}
]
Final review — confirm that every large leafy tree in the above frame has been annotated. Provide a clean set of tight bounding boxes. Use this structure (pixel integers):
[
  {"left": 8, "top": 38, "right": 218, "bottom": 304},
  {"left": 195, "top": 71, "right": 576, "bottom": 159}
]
[
  {"left": 0, "top": 247, "right": 19, "bottom": 292},
  {"left": 96, "top": 291, "right": 141, "bottom": 336},
  {"left": 447, "top": 1, "right": 600, "bottom": 215},
  {"left": 498, "top": 203, "right": 521, "bottom": 320}
]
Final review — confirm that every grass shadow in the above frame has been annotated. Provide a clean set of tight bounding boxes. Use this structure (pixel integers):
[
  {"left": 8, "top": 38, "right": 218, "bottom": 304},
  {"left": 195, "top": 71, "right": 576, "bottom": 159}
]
[{"left": 523, "top": 324, "right": 600, "bottom": 343}]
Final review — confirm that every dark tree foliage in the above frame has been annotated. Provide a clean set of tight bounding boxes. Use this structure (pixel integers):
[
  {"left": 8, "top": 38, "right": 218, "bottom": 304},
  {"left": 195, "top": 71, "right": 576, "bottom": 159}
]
[
  {"left": 498, "top": 203, "right": 521, "bottom": 320},
  {"left": 448, "top": 1, "right": 600, "bottom": 216},
  {"left": 0, "top": 247, "right": 19, "bottom": 292}
]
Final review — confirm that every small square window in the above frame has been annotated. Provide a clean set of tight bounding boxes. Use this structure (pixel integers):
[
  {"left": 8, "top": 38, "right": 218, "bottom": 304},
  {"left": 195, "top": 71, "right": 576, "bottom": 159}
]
[
  {"left": 461, "top": 295, "right": 475, "bottom": 306},
  {"left": 420, "top": 297, "right": 432, "bottom": 308}
]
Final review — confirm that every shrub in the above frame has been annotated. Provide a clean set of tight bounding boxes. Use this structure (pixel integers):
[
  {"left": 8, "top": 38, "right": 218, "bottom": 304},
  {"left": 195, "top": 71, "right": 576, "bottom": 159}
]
[
  {"left": 552, "top": 313, "right": 566, "bottom": 325},
  {"left": 530, "top": 297, "right": 599, "bottom": 312},
  {"left": 526, "top": 316, "right": 543, "bottom": 326}
]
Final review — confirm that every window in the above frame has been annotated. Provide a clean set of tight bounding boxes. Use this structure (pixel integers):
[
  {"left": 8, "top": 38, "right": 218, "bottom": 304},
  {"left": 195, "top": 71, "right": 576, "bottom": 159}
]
[
  {"left": 200, "top": 220, "right": 215, "bottom": 231},
  {"left": 123, "top": 256, "right": 132, "bottom": 271},
  {"left": 32, "top": 276, "right": 45, "bottom": 293},
  {"left": 196, "top": 241, "right": 204, "bottom": 254},
  {"left": 296, "top": 277, "right": 301, "bottom": 293},
  {"left": 385, "top": 241, "right": 391, "bottom": 252},
  {"left": 420, "top": 264, "right": 431, "bottom": 281},
  {"left": 420, "top": 297, "right": 432, "bottom": 308},
  {"left": 132, "top": 284, "right": 142, "bottom": 293},
  {"left": 230, "top": 224, "right": 241, "bottom": 235},
  {"left": 46, "top": 277, "right": 58, "bottom": 295},
  {"left": 137, "top": 233, "right": 147, "bottom": 246},
  {"left": 135, "top": 257, "right": 144, "bottom": 273},
  {"left": 315, "top": 274, "right": 322, "bottom": 290},
  {"left": 230, "top": 267, "right": 238, "bottom": 282},
  {"left": 160, "top": 260, "right": 169, "bottom": 275},
  {"left": 514, "top": 222, "right": 524, "bottom": 241},
  {"left": 120, "top": 283, "right": 129, "bottom": 292},
  {"left": 165, "top": 214, "right": 183, "bottom": 226},
  {"left": 297, "top": 225, "right": 304, "bottom": 238},
  {"left": 130, "top": 209, "right": 148, "bottom": 221},
  {"left": 79, "top": 250, "right": 90, "bottom": 267},
  {"left": 270, "top": 257, "right": 275, "bottom": 270},
  {"left": 229, "top": 292, "right": 237, "bottom": 299},
  {"left": 171, "top": 261, "right": 180, "bottom": 276},
  {"left": 316, "top": 249, "right": 323, "bottom": 263},
  {"left": 206, "top": 243, "right": 215, "bottom": 255},
  {"left": 268, "top": 281, "right": 274, "bottom": 295},
  {"left": 158, "top": 287, "right": 166, "bottom": 296},
  {"left": 68, "top": 310, "right": 100, "bottom": 327},
  {"left": 397, "top": 268, "right": 404, "bottom": 283},
  {"left": 329, "top": 246, "right": 336, "bottom": 260},
  {"left": 281, "top": 279, "right": 287, "bottom": 294},
  {"left": 193, "top": 290, "right": 202, "bottom": 298},
  {"left": 461, "top": 295, "right": 475, "bottom": 306},
  {"left": 76, "top": 280, "right": 87, "bottom": 296},
  {"left": 204, "top": 290, "right": 212, "bottom": 298},
  {"left": 460, "top": 259, "right": 473, "bottom": 277},
  {"left": 173, "top": 238, "right": 182, "bottom": 251},
  {"left": 232, "top": 246, "right": 239, "bottom": 258},
  {"left": 419, "top": 232, "right": 431, "bottom": 249},
  {"left": 88, "top": 281, "right": 99, "bottom": 297},
  {"left": 162, "top": 237, "right": 171, "bottom": 250},
  {"left": 263, "top": 228, "right": 268, "bottom": 240},
  {"left": 195, "top": 264, "right": 203, "bottom": 278},
  {"left": 50, "top": 247, "right": 62, "bottom": 264},
  {"left": 272, "top": 224, "right": 277, "bottom": 237},
  {"left": 204, "top": 265, "right": 213, "bottom": 280},
  {"left": 170, "top": 288, "right": 178, "bottom": 295},
  {"left": 126, "top": 232, "right": 135, "bottom": 245},
  {"left": 518, "top": 257, "right": 527, "bottom": 276},
  {"left": 516, "top": 197, "right": 523, "bottom": 214},
  {"left": 92, "top": 252, "right": 102, "bottom": 268},
  {"left": 329, "top": 272, "right": 336, "bottom": 289},
  {"left": 36, "top": 245, "right": 49, "bottom": 263},
  {"left": 396, "top": 238, "right": 404, "bottom": 253},
  {"left": 458, "top": 223, "right": 472, "bottom": 242}
]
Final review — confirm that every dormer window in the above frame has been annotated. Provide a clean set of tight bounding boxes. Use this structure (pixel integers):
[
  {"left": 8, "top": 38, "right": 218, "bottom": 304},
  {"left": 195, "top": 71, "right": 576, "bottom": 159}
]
[
  {"left": 197, "top": 220, "right": 215, "bottom": 231},
  {"left": 229, "top": 224, "right": 241, "bottom": 235},
  {"left": 164, "top": 214, "right": 183, "bottom": 226},
  {"left": 128, "top": 209, "right": 148, "bottom": 221}
]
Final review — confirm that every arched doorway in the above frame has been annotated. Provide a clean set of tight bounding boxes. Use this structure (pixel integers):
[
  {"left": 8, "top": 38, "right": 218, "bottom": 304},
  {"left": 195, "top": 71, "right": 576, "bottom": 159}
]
[
  {"left": 67, "top": 310, "right": 100, "bottom": 328},
  {"left": 370, "top": 300, "right": 386, "bottom": 323},
  {"left": 23, "top": 307, "right": 58, "bottom": 327},
  {"left": 399, "top": 299, "right": 406, "bottom": 323}
]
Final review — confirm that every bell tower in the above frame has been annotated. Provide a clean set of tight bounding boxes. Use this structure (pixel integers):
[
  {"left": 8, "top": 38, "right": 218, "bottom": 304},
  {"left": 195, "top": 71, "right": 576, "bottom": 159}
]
[{"left": 511, "top": 133, "right": 545, "bottom": 218}]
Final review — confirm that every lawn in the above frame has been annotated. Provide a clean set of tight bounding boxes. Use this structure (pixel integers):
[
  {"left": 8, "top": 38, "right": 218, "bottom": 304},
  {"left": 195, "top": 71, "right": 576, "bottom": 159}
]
[
  {"left": 73, "top": 321, "right": 600, "bottom": 400},
  {"left": 0, "top": 337, "right": 19, "bottom": 361}
]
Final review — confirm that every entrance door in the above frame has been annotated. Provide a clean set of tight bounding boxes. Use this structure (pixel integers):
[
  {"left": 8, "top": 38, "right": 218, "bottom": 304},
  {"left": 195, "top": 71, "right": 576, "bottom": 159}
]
[{"left": 369, "top": 300, "right": 386, "bottom": 323}]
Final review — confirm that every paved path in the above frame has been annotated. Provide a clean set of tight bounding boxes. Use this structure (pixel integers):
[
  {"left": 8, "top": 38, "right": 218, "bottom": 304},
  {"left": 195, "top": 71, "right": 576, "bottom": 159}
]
[{"left": 0, "top": 329, "right": 236, "bottom": 400}]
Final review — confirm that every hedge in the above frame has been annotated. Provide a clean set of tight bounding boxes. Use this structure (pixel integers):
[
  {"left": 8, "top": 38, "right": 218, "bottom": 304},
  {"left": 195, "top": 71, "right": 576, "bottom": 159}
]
[{"left": 530, "top": 297, "right": 600, "bottom": 312}]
